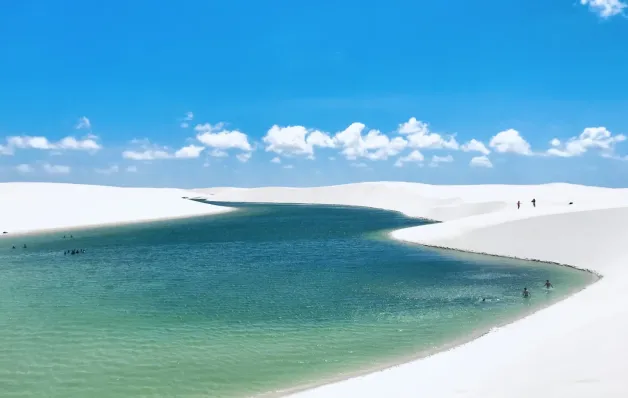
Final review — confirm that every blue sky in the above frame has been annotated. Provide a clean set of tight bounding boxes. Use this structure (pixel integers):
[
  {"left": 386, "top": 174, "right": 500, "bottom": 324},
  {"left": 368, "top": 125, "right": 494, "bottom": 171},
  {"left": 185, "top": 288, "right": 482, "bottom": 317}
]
[{"left": 1, "top": 0, "right": 628, "bottom": 188}]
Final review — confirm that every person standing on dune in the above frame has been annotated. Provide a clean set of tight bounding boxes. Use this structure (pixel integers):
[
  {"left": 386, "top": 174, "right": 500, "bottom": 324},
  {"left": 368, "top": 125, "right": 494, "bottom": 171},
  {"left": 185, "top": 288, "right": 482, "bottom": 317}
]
[
  {"left": 517, "top": 201, "right": 521, "bottom": 209},
  {"left": 531, "top": 198, "right": 536, "bottom": 207}
]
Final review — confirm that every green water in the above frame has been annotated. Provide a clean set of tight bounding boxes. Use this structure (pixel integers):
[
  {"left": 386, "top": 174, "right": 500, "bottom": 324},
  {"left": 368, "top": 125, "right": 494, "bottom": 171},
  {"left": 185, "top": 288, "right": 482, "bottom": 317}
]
[{"left": 0, "top": 203, "right": 594, "bottom": 397}]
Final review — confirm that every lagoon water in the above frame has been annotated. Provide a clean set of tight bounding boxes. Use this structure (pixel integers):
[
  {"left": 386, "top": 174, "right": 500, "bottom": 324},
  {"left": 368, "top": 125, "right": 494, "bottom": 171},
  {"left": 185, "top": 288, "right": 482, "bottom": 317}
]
[{"left": 0, "top": 203, "right": 594, "bottom": 397}]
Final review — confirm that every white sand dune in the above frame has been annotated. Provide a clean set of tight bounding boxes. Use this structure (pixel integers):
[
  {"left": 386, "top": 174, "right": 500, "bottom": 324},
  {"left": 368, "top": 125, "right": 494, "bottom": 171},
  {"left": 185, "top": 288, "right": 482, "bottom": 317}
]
[
  {"left": 0, "top": 182, "right": 231, "bottom": 235},
  {"left": 194, "top": 182, "right": 628, "bottom": 398}
]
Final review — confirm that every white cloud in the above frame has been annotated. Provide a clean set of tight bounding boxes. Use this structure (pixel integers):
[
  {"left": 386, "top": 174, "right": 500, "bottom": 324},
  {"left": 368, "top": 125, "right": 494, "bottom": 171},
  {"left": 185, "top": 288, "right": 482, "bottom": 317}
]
[
  {"left": 470, "top": 155, "right": 493, "bottom": 168},
  {"left": 262, "top": 125, "right": 335, "bottom": 158},
  {"left": 7, "top": 135, "right": 102, "bottom": 152},
  {"left": 333, "top": 123, "right": 408, "bottom": 161},
  {"left": 398, "top": 117, "right": 458, "bottom": 150},
  {"left": 42, "top": 163, "right": 71, "bottom": 174},
  {"left": 546, "top": 127, "right": 626, "bottom": 158},
  {"left": 209, "top": 149, "right": 228, "bottom": 158},
  {"left": 122, "top": 139, "right": 204, "bottom": 160},
  {"left": 57, "top": 136, "right": 101, "bottom": 150},
  {"left": 7, "top": 136, "right": 55, "bottom": 149},
  {"left": 126, "top": 166, "right": 138, "bottom": 173},
  {"left": 195, "top": 123, "right": 252, "bottom": 151},
  {"left": 581, "top": 0, "right": 626, "bottom": 18},
  {"left": 95, "top": 165, "right": 120, "bottom": 175},
  {"left": 461, "top": 139, "right": 490, "bottom": 155},
  {"left": 307, "top": 130, "right": 336, "bottom": 149},
  {"left": 180, "top": 112, "right": 194, "bottom": 128},
  {"left": 75, "top": 116, "right": 91, "bottom": 130},
  {"left": 174, "top": 144, "right": 205, "bottom": 159},
  {"left": 429, "top": 154, "right": 454, "bottom": 167},
  {"left": 15, "top": 164, "right": 33, "bottom": 173},
  {"left": 350, "top": 162, "right": 368, "bottom": 168},
  {"left": 271, "top": 157, "right": 281, "bottom": 163},
  {"left": 236, "top": 152, "right": 252, "bottom": 163},
  {"left": 122, "top": 149, "right": 172, "bottom": 160},
  {"left": 489, "top": 129, "right": 532, "bottom": 155},
  {"left": 283, "top": 164, "right": 294, "bottom": 169},
  {"left": 394, "top": 150, "right": 425, "bottom": 167}
]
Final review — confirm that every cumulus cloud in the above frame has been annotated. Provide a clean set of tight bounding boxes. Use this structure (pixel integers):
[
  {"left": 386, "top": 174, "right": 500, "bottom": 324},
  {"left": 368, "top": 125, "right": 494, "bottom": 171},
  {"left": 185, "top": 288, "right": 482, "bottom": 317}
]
[
  {"left": 174, "top": 144, "right": 205, "bottom": 159},
  {"left": 334, "top": 123, "right": 407, "bottom": 161},
  {"left": 461, "top": 139, "right": 490, "bottom": 155},
  {"left": 350, "top": 162, "right": 368, "bottom": 168},
  {"left": 75, "top": 116, "right": 91, "bottom": 130},
  {"left": 126, "top": 166, "right": 138, "bottom": 173},
  {"left": 283, "top": 164, "right": 294, "bottom": 169},
  {"left": 429, "top": 154, "right": 454, "bottom": 167},
  {"left": 271, "top": 157, "right": 281, "bottom": 163},
  {"left": 95, "top": 165, "right": 120, "bottom": 175},
  {"left": 394, "top": 150, "right": 425, "bottom": 167},
  {"left": 262, "top": 125, "right": 335, "bottom": 158},
  {"left": 15, "top": 164, "right": 33, "bottom": 173},
  {"left": 195, "top": 123, "right": 252, "bottom": 152},
  {"left": 42, "top": 163, "right": 71, "bottom": 174},
  {"left": 470, "top": 155, "right": 493, "bottom": 168},
  {"left": 397, "top": 117, "right": 458, "bottom": 150},
  {"left": 546, "top": 127, "right": 626, "bottom": 158},
  {"left": 180, "top": 112, "right": 194, "bottom": 128},
  {"left": 6, "top": 135, "right": 102, "bottom": 152},
  {"left": 122, "top": 139, "right": 204, "bottom": 160},
  {"left": 581, "top": 0, "right": 626, "bottom": 18},
  {"left": 489, "top": 129, "right": 532, "bottom": 155}
]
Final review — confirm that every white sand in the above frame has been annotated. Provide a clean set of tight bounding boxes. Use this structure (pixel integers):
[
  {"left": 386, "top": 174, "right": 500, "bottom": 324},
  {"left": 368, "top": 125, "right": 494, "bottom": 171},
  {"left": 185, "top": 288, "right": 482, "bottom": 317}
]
[
  {"left": 195, "top": 182, "right": 628, "bottom": 398},
  {"left": 0, "top": 182, "right": 231, "bottom": 235}
]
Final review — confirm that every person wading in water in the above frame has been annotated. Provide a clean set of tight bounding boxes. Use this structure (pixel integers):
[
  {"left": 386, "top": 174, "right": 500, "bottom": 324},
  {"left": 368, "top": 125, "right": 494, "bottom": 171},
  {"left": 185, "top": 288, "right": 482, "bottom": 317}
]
[{"left": 523, "top": 287, "right": 530, "bottom": 298}]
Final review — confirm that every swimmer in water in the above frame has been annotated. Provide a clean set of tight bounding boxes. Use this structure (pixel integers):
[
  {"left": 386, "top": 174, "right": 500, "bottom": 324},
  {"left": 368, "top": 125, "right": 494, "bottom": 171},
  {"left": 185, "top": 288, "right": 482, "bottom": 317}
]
[
  {"left": 544, "top": 280, "right": 553, "bottom": 289},
  {"left": 523, "top": 287, "right": 530, "bottom": 298}
]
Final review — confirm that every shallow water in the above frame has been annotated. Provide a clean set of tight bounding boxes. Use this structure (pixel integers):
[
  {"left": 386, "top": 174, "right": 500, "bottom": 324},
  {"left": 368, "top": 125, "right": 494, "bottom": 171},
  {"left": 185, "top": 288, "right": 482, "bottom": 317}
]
[{"left": 0, "top": 203, "right": 594, "bottom": 397}]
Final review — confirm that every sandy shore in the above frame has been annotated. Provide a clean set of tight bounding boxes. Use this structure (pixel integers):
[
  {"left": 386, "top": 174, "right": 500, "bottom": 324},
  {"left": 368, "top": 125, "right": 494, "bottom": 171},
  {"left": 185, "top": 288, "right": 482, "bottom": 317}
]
[
  {"left": 0, "top": 182, "right": 232, "bottom": 236},
  {"left": 195, "top": 182, "right": 628, "bottom": 398}
]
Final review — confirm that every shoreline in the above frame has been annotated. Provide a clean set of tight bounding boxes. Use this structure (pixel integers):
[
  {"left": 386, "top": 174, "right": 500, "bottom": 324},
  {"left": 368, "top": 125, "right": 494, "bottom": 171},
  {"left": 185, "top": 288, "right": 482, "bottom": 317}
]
[
  {"left": 264, "top": 229, "right": 600, "bottom": 398},
  {"left": 0, "top": 207, "right": 236, "bottom": 240}
]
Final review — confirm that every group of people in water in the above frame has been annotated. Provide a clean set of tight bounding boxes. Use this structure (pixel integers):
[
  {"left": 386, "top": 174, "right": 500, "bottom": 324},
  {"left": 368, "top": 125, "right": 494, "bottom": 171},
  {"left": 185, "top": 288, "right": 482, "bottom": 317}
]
[
  {"left": 517, "top": 198, "right": 536, "bottom": 209},
  {"left": 11, "top": 234, "right": 86, "bottom": 255},
  {"left": 522, "top": 280, "right": 553, "bottom": 298}
]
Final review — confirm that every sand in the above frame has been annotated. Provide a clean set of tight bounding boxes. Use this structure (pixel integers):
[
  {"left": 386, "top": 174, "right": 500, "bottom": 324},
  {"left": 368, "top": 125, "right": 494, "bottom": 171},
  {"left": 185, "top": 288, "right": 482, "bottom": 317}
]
[
  {"left": 194, "top": 182, "right": 628, "bottom": 398},
  {"left": 0, "top": 182, "right": 232, "bottom": 236}
]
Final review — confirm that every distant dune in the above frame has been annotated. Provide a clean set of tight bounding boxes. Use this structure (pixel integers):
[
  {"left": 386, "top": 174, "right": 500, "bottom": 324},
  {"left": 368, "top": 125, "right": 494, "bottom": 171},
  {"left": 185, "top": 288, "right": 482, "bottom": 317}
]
[{"left": 0, "top": 182, "right": 231, "bottom": 235}]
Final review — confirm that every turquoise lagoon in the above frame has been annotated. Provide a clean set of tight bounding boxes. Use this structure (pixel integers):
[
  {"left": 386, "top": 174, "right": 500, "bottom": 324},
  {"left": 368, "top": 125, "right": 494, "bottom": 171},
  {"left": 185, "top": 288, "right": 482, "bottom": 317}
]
[{"left": 0, "top": 202, "right": 594, "bottom": 397}]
